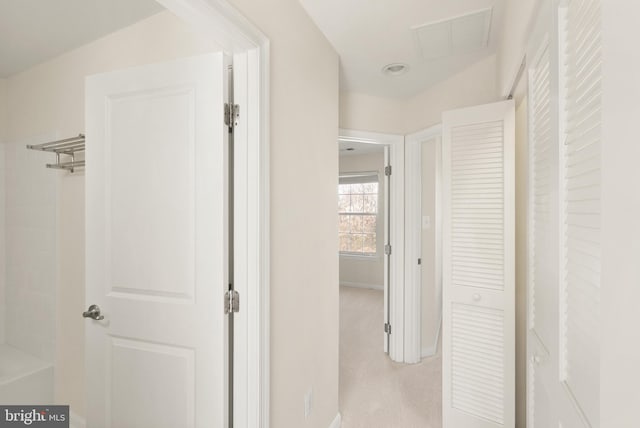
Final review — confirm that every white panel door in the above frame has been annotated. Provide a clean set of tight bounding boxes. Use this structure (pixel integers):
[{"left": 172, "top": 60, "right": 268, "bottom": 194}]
[
  {"left": 85, "top": 53, "right": 229, "bottom": 428},
  {"left": 442, "top": 101, "right": 515, "bottom": 428}
]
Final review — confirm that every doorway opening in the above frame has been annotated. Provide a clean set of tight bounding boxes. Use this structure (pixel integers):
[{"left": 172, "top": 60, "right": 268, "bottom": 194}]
[{"left": 337, "top": 130, "right": 443, "bottom": 427}]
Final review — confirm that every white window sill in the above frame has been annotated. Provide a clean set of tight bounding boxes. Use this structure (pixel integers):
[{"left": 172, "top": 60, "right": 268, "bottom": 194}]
[{"left": 339, "top": 253, "right": 381, "bottom": 261}]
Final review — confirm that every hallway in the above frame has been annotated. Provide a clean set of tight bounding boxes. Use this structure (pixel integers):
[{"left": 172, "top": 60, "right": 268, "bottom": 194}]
[{"left": 339, "top": 287, "right": 442, "bottom": 428}]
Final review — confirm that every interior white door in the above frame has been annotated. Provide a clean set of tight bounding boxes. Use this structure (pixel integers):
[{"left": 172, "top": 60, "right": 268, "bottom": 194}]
[
  {"left": 85, "top": 53, "right": 229, "bottom": 428},
  {"left": 442, "top": 100, "right": 515, "bottom": 428}
]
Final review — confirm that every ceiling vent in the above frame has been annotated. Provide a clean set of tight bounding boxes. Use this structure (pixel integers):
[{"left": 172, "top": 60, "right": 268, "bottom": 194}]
[{"left": 411, "top": 8, "right": 493, "bottom": 61}]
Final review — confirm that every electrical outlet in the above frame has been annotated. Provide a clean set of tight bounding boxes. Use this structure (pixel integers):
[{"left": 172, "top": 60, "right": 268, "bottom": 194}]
[
  {"left": 304, "top": 387, "right": 313, "bottom": 419},
  {"left": 422, "top": 215, "right": 431, "bottom": 230}
]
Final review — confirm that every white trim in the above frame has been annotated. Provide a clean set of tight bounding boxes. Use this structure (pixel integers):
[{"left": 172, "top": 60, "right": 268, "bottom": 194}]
[
  {"left": 405, "top": 124, "right": 443, "bottom": 143},
  {"left": 339, "top": 129, "right": 405, "bottom": 363},
  {"left": 329, "top": 413, "right": 342, "bottom": 428},
  {"left": 340, "top": 281, "right": 384, "bottom": 291},
  {"left": 404, "top": 125, "right": 443, "bottom": 364},
  {"left": 339, "top": 253, "right": 382, "bottom": 261},
  {"left": 403, "top": 137, "right": 422, "bottom": 364},
  {"left": 421, "top": 316, "right": 442, "bottom": 358},
  {"left": 70, "top": 411, "right": 86, "bottom": 428},
  {"left": 154, "top": 1, "right": 270, "bottom": 427}
]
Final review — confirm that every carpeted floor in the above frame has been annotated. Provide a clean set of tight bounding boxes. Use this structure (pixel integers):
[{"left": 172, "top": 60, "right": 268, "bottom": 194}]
[{"left": 339, "top": 286, "right": 442, "bottom": 428}]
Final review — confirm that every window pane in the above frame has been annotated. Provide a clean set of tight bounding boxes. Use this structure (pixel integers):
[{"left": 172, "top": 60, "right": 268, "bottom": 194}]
[
  {"left": 363, "top": 233, "right": 376, "bottom": 254},
  {"left": 349, "top": 234, "right": 364, "bottom": 253},
  {"left": 351, "top": 195, "right": 364, "bottom": 212},
  {"left": 339, "top": 233, "right": 350, "bottom": 252},
  {"left": 363, "top": 195, "right": 377, "bottom": 213},
  {"left": 338, "top": 215, "right": 350, "bottom": 233},
  {"left": 338, "top": 179, "right": 378, "bottom": 255},
  {"left": 351, "top": 183, "right": 364, "bottom": 194},
  {"left": 338, "top": 184, "right": 351, "bottom": 195},
  {"left": 350, "top": 215, "right": 363, "bottom": 233},
  {"left": 363, "top": 183, "right": 378, "bottom": 194},
  {"left": 362, "top": 215, "right": 376, "bottom": 234},
  {"left": 338, "top": 195, "right": 350, "bottom": 213}
]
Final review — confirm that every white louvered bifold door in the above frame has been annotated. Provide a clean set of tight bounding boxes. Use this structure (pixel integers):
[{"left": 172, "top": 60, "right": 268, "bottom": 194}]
[
  {"left": 559, "top": 0, "right": 601, "bottom": 426},
  {"left": 527, "top": 30, "right": 563, "bottom": 428},
  {"left": 442, "top": 101, "right": 515, "bottom": 428}
]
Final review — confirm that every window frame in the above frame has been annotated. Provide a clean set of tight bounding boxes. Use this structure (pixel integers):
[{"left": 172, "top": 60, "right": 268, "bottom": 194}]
[{"left": 338, "top": 171, "right": 380, "bottom": 257}]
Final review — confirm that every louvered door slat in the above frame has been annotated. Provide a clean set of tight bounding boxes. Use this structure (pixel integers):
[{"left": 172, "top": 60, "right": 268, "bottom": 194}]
[
  {"left": 560, "top": 1, "right": 601, "bottom": 427},
  {"left": 529, "top": 41, "right": 552, "bottom": 344}
]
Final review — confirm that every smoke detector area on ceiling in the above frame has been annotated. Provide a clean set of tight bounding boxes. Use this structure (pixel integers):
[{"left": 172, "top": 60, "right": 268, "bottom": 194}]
[{"left": 412, "top": 7, "right": 493, "bottom": 61}]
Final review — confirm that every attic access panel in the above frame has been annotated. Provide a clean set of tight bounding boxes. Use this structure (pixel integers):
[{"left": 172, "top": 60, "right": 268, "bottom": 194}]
[{"left": 412, "top": 8, "right": 493, "bottom": 61}]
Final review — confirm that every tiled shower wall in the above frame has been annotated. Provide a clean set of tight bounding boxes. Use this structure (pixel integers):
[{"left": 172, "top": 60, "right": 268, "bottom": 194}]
[{"left": 3, "top": 138, "right": 57, "bottom": 362}]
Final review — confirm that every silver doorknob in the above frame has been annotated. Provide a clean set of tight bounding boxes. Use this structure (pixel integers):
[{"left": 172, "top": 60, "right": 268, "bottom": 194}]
[{"left": 83, "top": 304, "right": 104, "bottom": 320}]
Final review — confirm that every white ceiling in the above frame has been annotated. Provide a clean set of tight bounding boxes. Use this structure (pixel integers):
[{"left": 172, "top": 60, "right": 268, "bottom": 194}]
[
  {"left": 299, "top": 0, "right": 505, "bottom": 98},
  {"left": 0, "top": 0, "right": 163, "bottom": 78}
]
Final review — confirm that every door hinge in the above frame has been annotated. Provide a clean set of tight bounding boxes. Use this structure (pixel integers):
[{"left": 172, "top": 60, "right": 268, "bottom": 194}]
[
  {"left": 418, "top": 258, "right": 422, "bottom": 265},
  {"left": 384, "top": 244, "right": 392, "bottom": 255},
  {"left": 224, "top": 289, "right": 239, "bottom": 314},
  {"left": 385, "top": 165, "right": 392, "bottom": 176},
  {"left": 384, "top": 323, "right": 391, "bottom": 334},
  {"left": 224, "top": 103, "right": 239, "bottom": 132}
]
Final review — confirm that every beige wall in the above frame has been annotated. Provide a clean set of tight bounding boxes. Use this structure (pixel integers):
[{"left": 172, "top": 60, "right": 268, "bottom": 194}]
[
  {"left": 404, "top": 55, "right": 498, "bottom": 133},
  {"left": 0, "top": 79, "right": 6, "bottom": 142},
  {"left": 496, "top": 0, "right": 544, "bottom": 96},
  {"left": 227, "top": 1, "right": 340, "bottom": 427},
  {"left": 340, "top": 55, "right": 499, "bottom": 134},
  {"left": 339, "top": 93, "right": 405, "bottom": 135},
  {"left": 601, "top": 1, "right": 640, "bottom": 425},
  {"left": 0, "top": 78, "right": 5, "bottom": 345},
  {"left": 339, "top": 152, "right": 385, "bottom": 288},
  {"left": 4, "top": 10, "right": 222, "bottom": 417}
]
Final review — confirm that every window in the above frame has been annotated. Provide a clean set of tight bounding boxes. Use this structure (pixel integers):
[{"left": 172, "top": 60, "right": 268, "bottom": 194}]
[{"left": 338, "top": 172, "right": 379, "bottom": 256}]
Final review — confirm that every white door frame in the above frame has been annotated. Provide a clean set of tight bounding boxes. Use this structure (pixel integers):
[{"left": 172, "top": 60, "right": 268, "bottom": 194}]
[
  {"left": 404, "top": 124, "right": 442, "bottom": 363},
  {"left": 156, "top": 1, "right": 270, "bottom": 426},
  {"left": 338, "top": 129, "right": 405, "bottom": 362}
]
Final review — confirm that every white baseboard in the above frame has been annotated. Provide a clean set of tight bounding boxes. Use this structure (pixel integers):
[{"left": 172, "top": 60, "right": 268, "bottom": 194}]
[
  {"left": 329, "top": 412, "right": 342, "bottom": 428},
  {"left": 340, "top": 281, "right": 383, "bottom": 291},
  {"left": 70, "top": 411, "right": 86, "bottom": 428},
  {"left": 421, "top": 316, "right": 442, "bottom": 358}
]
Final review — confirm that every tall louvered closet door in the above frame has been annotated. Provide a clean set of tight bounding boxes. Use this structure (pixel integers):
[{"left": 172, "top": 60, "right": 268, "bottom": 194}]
[
  {"left": 527, "top": 32, "right": 560, "bottom": 428},
  {"left": 559, "top": 0, "right": 601, "bottom": 425},
  {"left": 527, "top": 30, "right": 559, "bottom": 428},
  {"left": 442, "top": 101, "right": 515, "bottom": 428},
  {"left": 526, "top": 1, "right": 601, "bottom": 427}
]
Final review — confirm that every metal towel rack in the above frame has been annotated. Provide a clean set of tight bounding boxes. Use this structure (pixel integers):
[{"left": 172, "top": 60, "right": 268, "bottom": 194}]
[{"left": 26, "top": 134, "right": 85, "bottom": 173}]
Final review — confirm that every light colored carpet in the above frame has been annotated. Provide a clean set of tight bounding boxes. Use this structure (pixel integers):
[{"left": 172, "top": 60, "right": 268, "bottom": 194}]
[{"left": 340, "top": 286, "right": 442, "bottom": 428}]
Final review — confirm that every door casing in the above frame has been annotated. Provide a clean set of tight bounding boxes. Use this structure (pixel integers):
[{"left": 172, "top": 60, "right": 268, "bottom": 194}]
[
  {"left": 404, "top": 124, "right": 443, "bottom": 364},
  {"left": 338, "top": 129, "right": 405, "bottom": 362}
]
